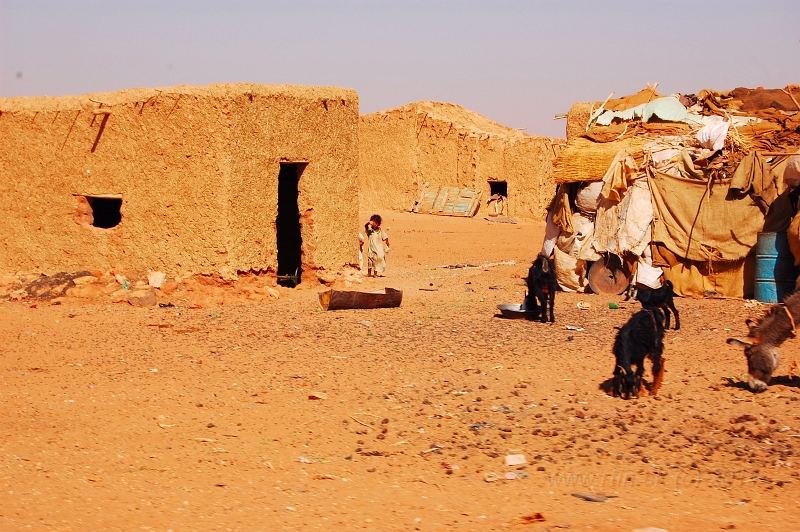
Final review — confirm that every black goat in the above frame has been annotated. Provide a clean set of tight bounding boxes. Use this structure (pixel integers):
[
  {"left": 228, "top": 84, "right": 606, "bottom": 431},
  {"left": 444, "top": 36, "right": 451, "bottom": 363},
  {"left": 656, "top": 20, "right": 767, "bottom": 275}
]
[
  {"left": 524, "top": 254, "right": 556, "bottom": 323},
  {"left": 612, "top": 308, "right": 666, "bottom": 399},
  {"left": 627, "top": 280, "right": 680, "bottom": 330}
]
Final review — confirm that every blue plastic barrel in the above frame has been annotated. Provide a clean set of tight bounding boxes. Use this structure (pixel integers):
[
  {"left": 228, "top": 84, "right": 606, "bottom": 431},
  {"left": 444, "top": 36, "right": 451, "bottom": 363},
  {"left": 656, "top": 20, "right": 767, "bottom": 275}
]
[{"left": 754, "top": 232, "right": 799, "bottom": 303}]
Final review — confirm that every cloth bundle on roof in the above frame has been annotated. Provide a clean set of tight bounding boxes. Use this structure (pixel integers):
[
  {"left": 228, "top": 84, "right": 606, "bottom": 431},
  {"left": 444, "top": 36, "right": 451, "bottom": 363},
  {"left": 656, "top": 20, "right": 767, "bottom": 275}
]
[
  {"left": 603, "top": 87, "right": 663, "bottom": 111},
  {"left": 696, "top": 117, "right": 731, "bottom": 151},
  {"left": 592, "top": 96, "right": 691, "bottom": 127}
]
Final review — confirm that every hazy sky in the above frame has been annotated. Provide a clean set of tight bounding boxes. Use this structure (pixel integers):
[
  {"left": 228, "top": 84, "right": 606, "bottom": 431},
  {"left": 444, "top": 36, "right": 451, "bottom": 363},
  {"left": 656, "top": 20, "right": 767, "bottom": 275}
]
[{"left": 1, "top": 0, "right": 798, "bottom": 137}]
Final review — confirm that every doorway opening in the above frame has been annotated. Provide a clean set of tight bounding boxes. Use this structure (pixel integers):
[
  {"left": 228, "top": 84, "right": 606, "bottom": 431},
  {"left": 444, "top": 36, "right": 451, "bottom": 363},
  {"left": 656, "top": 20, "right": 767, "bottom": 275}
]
[
  {"left": 489, "top": 180, "right": 507, "bottom": 198},
  {"left": 276, "top": 163, "right": 305, "bottom": 287},
  {"left": 487, "top": 180, "right": 508, "bottom": 217},
  {"left": 85, "top": 196, "right": 122, "bottom": 228}
]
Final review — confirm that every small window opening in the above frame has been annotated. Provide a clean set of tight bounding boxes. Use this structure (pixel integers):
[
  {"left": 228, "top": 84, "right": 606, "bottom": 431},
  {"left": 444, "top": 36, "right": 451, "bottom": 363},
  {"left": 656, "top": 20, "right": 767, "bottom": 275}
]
[
  {"left": 489, "top": 180, "right": 508, "bottom": 197},
  {"left": 276, "top": 163, "right": 306, "bottom": 287},
  {"left": 86, "top": 196, "right": 122, "bottom": 228}
]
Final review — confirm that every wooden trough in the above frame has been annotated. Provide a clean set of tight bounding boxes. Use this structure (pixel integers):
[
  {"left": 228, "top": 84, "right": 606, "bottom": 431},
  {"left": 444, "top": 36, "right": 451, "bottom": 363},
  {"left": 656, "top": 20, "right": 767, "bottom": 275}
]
[{"left": 319, "top": 288, "right": 403, "bottom": 311}]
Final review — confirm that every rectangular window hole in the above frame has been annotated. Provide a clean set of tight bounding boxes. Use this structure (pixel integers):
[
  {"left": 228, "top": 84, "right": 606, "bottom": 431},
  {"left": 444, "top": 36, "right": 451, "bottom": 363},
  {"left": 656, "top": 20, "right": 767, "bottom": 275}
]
[{"left": 83, "top": 195, "right": 122, "bottom": 228}]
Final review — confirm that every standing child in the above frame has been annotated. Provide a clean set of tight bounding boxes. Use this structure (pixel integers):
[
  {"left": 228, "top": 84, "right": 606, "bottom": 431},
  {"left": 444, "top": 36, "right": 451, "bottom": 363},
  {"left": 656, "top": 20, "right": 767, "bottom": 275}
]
[{"left": 365, "top": 214, "right": 390, "bottom": 277}]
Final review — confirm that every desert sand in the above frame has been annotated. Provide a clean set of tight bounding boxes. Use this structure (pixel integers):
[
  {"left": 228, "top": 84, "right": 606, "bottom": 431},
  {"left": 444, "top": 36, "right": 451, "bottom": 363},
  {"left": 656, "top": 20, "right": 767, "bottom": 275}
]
[{"left": 1, "top": 211, "right": 798, "bottom": 531}]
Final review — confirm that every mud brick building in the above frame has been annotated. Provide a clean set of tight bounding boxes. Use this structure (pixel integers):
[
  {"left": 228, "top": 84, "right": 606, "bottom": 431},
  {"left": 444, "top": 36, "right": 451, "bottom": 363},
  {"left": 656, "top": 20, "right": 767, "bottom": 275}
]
[
  {"left": 359, "top": 101, "right": 563, "bottom": 219},
  {"left": 0, "top": 83, "right": 359, "bottom": 282}
]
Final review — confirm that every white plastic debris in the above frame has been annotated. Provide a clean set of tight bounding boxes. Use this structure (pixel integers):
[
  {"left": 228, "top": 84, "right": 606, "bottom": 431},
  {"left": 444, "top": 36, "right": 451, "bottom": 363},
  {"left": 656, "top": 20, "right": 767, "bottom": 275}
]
[{"left": 504, "top": 454, "right": 527, "bottom": 466}]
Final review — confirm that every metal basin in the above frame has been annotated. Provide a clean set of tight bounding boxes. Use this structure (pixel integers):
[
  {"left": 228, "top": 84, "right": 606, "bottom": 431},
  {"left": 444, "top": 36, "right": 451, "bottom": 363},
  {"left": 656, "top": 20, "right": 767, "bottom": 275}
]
[{"left": 496, "top": 303, "right": 540, "bottom": 320}]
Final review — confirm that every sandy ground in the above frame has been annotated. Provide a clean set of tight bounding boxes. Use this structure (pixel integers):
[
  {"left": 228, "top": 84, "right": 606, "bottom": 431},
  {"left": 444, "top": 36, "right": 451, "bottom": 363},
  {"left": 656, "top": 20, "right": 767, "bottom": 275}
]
[{"left": 1, "top": 210, "right": 799, "bottom": 531}]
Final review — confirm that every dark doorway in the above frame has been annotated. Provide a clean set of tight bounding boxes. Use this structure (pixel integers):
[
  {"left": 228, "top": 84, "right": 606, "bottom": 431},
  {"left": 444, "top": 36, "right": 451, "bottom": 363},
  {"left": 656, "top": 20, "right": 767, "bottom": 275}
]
[
  {"left": 276, "top": 163, "right": 305, "bottom": 287},
  {"left": 489, "top": 180, "right": 508, "bottom": 197},
  {"left": 86, "top": 196, "right": 122, "bottom": 228}
]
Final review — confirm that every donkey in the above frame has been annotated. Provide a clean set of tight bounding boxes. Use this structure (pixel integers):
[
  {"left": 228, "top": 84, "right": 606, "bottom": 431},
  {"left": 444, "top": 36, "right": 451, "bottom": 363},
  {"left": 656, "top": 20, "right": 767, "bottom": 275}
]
[
  {"left": 524, "top": 254, "right": 557, "bottom": 323},
  {"left": 727, "top": 290, "right": 800, "bottom": 392}
]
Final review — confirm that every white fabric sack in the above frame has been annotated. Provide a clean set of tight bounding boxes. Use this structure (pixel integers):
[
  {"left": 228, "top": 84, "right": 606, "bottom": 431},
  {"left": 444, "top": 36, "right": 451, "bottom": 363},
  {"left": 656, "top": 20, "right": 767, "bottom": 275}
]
[
  {"left": 575, "top": 181, "right": 603, "bottom": 214},
  {"left": 635, "top": 247, "right": 663, "bottom": 288},
  {"left": 696, "top": 118, "right": 730, "bottom": 152},
  {"left": 553, "top": 246, "right": 587, "bottom": 293},
  {"left": 784, "top": 155, "right": 800, "bottom": 188},
  {"left": 635, "top": 262, "right": 664, "bottom": 289},
  {"left": 556, "top": 212, "right": 595, "bottom": 258}
]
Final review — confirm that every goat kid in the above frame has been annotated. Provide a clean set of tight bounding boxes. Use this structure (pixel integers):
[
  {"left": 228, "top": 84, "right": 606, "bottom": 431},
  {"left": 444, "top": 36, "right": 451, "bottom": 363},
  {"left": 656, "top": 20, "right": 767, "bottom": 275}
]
[
  {"left": 626, "top": 280, "right": 680, "bottom": 330},
  {"left": 726, "top": 290, "right": 800, "bottom": 392},
  {"left": 612, "top": 308, "right": 666, "bottom": 399},
  {"left": 524, "top": 253, "right": 556, "bottom": 323}
]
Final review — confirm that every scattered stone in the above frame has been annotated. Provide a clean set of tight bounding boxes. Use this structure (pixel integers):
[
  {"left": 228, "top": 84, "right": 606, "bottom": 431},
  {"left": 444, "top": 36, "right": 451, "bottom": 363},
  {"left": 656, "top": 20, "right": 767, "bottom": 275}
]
[
  {"left": 572, "top": 492, "right": 616, "bottom": 502},
  {"left": 109, "top": 289, "right": 130, "bottom": 303},
  {"left": 128, "top": 289, "right": 157, "bottom": 307},
  {"left": 147, "top": 271, "right": 167, "bottom": 289},
  {"left": 160, "top": 281, "right": 179, "bottom": 295}
]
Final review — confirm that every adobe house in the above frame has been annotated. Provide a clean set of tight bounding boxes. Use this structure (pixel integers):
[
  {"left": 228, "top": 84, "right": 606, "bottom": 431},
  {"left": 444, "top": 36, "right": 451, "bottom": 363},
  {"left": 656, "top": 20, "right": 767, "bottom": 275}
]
[
  {"left": 359, "top": 101, "right": 564, "bottom": 219},
  {"left": 0, "top": 83, "right": 359, "bottom": 284}
]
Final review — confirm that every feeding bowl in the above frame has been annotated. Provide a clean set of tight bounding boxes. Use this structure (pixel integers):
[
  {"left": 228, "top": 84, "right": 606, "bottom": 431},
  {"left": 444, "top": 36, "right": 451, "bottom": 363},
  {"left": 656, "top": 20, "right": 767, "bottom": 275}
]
[{"left": 496, "top": 303, "right": 540, "bottom": 320}]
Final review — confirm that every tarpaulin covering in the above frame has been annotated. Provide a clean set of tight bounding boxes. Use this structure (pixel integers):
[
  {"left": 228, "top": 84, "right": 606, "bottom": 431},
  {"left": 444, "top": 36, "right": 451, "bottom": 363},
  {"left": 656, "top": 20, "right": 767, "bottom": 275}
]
[
  {"left": 730, "top": 152, "right": 781, "bottom": 212},
  {"left": 652, "top": 244, "right": 754, "bottom": 299},
  {"left": 588, "top": 149, "right": 654, "bottom": 258},
  {"left": 648, "top": 169, "right": 765, "bottom": 263},
  {"left": 730, "top": 151, "right": 797, "bottom": 232},
  {"left": 593, "top": 178, "right": 653, "bottom": 258},
  {"left": 552, "top": 84, "right": 800, "bottom": 298}
]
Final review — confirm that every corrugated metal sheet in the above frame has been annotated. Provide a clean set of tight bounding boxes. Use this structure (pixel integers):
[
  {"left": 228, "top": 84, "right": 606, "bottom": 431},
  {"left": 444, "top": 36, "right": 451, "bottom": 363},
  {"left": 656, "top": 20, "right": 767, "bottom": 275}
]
[{"left": 410, "top": 182, "right": 482, "bottom": 217}]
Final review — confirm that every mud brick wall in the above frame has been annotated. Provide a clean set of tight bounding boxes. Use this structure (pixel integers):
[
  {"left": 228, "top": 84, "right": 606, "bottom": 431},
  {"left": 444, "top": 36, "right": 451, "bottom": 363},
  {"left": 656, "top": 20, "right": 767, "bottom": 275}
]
[
  {"left": 0, "top": 83, "right": 359, "bottom": 278},
  {"left": 359, "top": 101, "right": 563, "bottom": 220}
]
